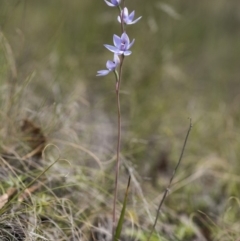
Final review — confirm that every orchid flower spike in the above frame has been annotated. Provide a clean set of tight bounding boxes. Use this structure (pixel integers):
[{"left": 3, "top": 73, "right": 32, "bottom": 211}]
[
  {"left": 118, "top": 7, "right": 142, "bottom": 25},
  {"left": 104, "top": 0, "right": 121, "bottom": 7},
  {"left": 104, "top": 32, "right": 135, "bottom": 56},
  {"left": 97, "top": 54, "right": 120, "bottom": 76}
]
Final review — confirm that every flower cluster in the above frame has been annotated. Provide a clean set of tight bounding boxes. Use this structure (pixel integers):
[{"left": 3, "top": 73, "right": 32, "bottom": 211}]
[{"left": 97, "top": 0, "right": 141, "bottom": 77}]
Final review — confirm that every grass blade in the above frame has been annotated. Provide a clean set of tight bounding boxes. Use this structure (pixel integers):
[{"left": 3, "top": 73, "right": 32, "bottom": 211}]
[{"left": 114, "top": 175, "right": 131, "bottom": 241}]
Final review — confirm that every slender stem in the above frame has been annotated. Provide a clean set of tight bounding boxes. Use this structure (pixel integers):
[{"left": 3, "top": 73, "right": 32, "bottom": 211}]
[
  {"left": 147, "top": 118, "right": 193, "bottom": 241},
  {"left": 112, "top": 55, "right": 124, "bottom": 238},
  {"left": 118, "top": 0, "right": 125, "bottom": 33},
  {"left": 112, "top": 1, "right": 126, "bottom": 238}
]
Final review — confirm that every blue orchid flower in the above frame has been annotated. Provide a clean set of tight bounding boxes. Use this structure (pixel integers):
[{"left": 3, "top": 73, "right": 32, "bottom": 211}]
[
  {"left": 97, "top": 54, "right": 120, "bottom": 76},
  {"left": 118, "top": 7, "right": 142, "bottom": 25},
  {"left": 104, "top": 32, "right": 135, "bottom": 56}
]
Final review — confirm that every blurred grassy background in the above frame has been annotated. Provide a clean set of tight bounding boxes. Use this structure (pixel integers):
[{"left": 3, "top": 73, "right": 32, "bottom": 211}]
[{"left": 1, "top": 0, "right": 240, "bottom": 240}]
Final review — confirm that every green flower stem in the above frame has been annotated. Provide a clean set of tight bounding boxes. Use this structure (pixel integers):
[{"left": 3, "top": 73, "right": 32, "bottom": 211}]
[
  {"left": 112, "top": 54, "right": 124, "bottom": 239},
  {"left": 114, "top": 70, "right": 119, "bottom": 83}
]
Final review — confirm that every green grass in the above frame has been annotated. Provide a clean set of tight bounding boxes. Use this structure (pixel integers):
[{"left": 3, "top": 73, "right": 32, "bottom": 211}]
[{"left": 0, "top": 0, "right": 240, "bottom": 240}]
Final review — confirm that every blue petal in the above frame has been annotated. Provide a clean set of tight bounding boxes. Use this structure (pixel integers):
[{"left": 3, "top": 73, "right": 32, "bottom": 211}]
[
  {"left": 117, "top": 16, "right": 122, "bottom": 23},
  {"left": 123, "top": 50, "right": 132, "bottom": 56},
  {"left": 104, "top": 44, "right": 121, "bottom": 54},
  {"left": 106, "top": 60, "right": 117, "bottom": 70},
  {"left": 128, "top": 16, "right": 142, "bottom": 25},
  {"left": 123, "top": 7, "right": 129, "bottom": 17},
  {"left": 96, "top": 70, "right": 110, "bottom": 76},
  {"left": 113, "top": 54, "right": 120, "bottom": 65},
  {"left": 113, "top": 34, "right": 121, "bottom": 48},
  {"left": 128, "top": 10, "right": 135, "bottom": 21},
  {"left": 112, "top": 0, "right": 121, "bottom": 5},
  {"left": 121, "top": 32, "right": 130, "bottom": 45},
  {"left": 128, "top": 39, "right": 135, "bottom": 49},
  {"left": 104, "top": 0, "right": 116, "bottom": 7}
]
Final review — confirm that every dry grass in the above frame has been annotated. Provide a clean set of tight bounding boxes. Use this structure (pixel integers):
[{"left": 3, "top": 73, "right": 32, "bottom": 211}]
[{"left": 0, "top": 1, "right": 240, "bottom": 240}]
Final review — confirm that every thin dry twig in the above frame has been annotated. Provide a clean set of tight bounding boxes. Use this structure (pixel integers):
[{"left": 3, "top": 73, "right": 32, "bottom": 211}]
[{"left": 147, "top": 118, "right": 193, "bottom": 240}]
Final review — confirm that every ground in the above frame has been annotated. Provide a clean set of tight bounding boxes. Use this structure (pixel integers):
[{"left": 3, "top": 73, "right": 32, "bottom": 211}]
[{"left": 0, "top": 1, "right": 240, "bottom": 240}]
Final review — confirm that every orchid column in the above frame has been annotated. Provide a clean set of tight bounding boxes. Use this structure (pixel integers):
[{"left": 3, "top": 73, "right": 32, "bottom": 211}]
[{"left": 97, "top": 0, "right": 141, "bottom": 234}]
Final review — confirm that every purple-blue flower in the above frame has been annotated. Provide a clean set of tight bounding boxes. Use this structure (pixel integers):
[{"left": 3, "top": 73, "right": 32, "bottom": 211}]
[
  {"left": 104, "top": 0, "right": 121, "bottom": 7},
  {"left": 97, "top": 54, "right": 120, "bottom": 76},
  {"left": 104, "top": 33, "right": 135, "bottom": 56},
  {"left": 118, "top": 7, "right": 142, "bottom": 25}
]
